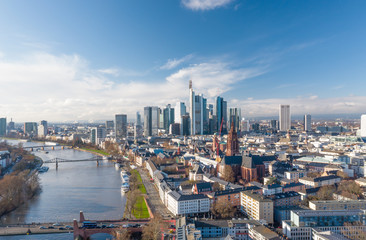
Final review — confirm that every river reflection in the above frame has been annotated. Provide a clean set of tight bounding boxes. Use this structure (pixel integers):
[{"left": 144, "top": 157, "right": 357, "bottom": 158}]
[{"left": 1, "top": 140, "right": 126, "bottom": 225}]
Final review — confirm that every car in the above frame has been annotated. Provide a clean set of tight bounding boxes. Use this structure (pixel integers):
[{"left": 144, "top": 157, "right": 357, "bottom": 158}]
[
  {"left": 101, "top": 224, "right": 107, "bottom": 228},
  {"left": 58, "top": 227, "right": 66, "bottom": 230},
  {"left": 53, "top": 223, "right": 62, "bottom": 226},
  {"left": 48, "top": 226, "right": 55, "bottom": 229},
  {"left": 39, "top": 226, "right": 47, "bottom": 229}
]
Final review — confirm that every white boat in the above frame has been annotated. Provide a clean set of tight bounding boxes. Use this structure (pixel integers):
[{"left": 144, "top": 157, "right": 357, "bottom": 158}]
[
  {"left": 122, "top": 175, "right": 129, "bottom": 183},
  {"left": 121, "top": 182, "right": 129, "bottom": 193},
  {"left": 115, "top": 163, "right": 120, "bottom": 170}
]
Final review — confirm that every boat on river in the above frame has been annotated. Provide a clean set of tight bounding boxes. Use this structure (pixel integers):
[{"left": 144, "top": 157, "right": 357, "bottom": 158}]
[
  {"left": 121, "top": 182, "right": 129, "bottom": 193},
  {"left": 37, "top": 166, "right": 49, "bottom": 173}
]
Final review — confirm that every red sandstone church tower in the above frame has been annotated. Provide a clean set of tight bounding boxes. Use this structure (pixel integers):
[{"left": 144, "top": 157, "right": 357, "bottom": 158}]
[{"left": 226, "top": 121, "right": 239, "bottom": 156}]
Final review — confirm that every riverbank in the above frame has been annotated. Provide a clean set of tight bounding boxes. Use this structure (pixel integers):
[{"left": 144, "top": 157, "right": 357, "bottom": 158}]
[{"left": 74, "top": 147, "right": 109, "bottom": 157}]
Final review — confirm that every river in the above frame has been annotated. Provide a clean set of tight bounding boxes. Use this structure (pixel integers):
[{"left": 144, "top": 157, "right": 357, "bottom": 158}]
[{"left": 0, "top": 139, "right": 126, "bottom": 239}]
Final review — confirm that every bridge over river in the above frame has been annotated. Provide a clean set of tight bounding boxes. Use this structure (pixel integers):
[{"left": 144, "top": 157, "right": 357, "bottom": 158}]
[{"left": 42, "top": 156, "right": 104, "bottom": 169}]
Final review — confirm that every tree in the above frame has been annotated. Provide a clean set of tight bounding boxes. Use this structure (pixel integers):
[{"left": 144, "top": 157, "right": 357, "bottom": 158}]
[
  {"left": 223, "top": 165, "right": 235, "bottom": 183},
  {"left": 307, "top": 171, "right": 322, "bottom": 178},
  {"left": 125, "top": 189, "right": 140, "bottom": 219},
  {"left": 212, "top": 182, "right": 221, "bottom": 192},
  {"left": 114, "top": 227, "right": 131, "bottom": 240},
  {"left": 317, "top": 185, "right": 336, "bottom": 200},
  {"left": 142, "top": 215, "right": 167, "bottom": 240},
  {"left": 211, "top": 200, "right": 236, "bottom": 219},
  {"left": 266, "top": 177, "right": 280, "bottom": 185}
]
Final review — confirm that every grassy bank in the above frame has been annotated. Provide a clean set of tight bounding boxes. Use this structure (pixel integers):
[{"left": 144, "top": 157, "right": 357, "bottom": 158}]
[
  {"left": 131, "top": 169, "right": 147, "bottom": 194},
  {"left": 125, "top": 169, "right": 149, "bottom": 219},
  {"left": 79, "top": 148, "right": 109, "bottom": 156}
]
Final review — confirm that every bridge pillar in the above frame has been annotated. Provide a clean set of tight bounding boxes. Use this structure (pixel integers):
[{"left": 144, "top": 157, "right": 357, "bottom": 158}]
[
  {"left": 80, "top": 211, "right": 85, "bottom": 223},
  {"left": 30, "top": 148, "right": 33, "bottom": 151},
  {"left": 56, "top": 159, "right": 58, "bottom": 170},
  {"left": 62, "top": 146, "right": 64, "bottom": 150},
  {"left": 96, "top": 160, "right": 99, "bottom": 166}
]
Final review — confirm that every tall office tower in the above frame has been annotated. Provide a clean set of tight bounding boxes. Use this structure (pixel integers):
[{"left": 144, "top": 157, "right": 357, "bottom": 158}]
[
  {"left": 115, "top": 114, "right": 127, "bottom": 139},
  {"left": 144, "top": 106, "right": 160, "bottom": 137},
  {"left": 38, "top": 120, "right": 48, "bottom": 136},
  {"left": 202, "top": 98, "right": 209, "bottom": 134},
  {"left": 208, "top": 104, "right": 214, "bottom": 116},
  {"left": 241, "top": 118, "right": 250, "bottom": 132},
  {"left": 24, "top": 122, "right": 38, "bottom": 135},
  {"left": 163, "top": 104, "right": 175, "bottom": 132},
  {"left": 136, "top": 112, "right": 142, "bottom": 127},
  {"left": 0, "top": 118, "right": 6, "bottom": 136},
  {"left": 90, "top": 127, "right": 106, "bottom": 145},
  {"left": 279, "top": 105, "right": 291, "bottom": 131},
  {"left": 304, "top": 114, "right": 312, "bottom": 132},
  {"left": 8, "top": 118, "right": 15, "bottom": 131},
  {"left": 216, "top": 96, "right": 227, "bottom": 134},
  {"left": 181, "top": 115, "right": 190, "bottom": 136},
  {"left": 134, "top": 112, "right": 142, "bottom": 139},
  {"left": 270, "top": 120, "right": 278, "bottom": 130},
  {"left": 229, "top": 108, "right": 241, "bottom": 131},
  {"left": 361, "top": 114, "right": 366, "bottom": 137},
  {"left": 189, "top": 81, "right": 206, "bottom": 135},
  {"left": 105, "top": 120, "right": 114, "bottom": 130},
  {"left": 175, "top": 102, "right": 186, "bottom": 124}
]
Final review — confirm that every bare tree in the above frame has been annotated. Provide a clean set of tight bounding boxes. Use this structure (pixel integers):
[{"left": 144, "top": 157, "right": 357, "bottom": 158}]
[
  {"left": 142, "top": 215, "right": 167, "bottom": 240},
  {"left": 211, "top": 200, "right": 236, "bottom": 219},
  {"left": 125, "top": 189, "right": 140, "bottom": 219},
  {"left": 223, "top": 165, "right": 235, "bottom": 183},
  {"left": 212, "top": 182, "right": 221, "bottom": 192},
  {"left": 114, "top": 227, "right": 131, "bottom": 240}
]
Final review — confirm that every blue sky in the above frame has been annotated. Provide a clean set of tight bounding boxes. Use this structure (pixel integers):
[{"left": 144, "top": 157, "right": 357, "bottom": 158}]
[{"left": 0, "top": 0, "right": 365, "bottom": 121}]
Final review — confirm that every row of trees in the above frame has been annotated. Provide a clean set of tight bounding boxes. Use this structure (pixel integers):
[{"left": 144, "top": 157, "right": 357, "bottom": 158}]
[
  {"left": 0, "top": 170, "right": 40, "bottom": 216},
  {"left": 115, "top": 215, "right": 169, "bottom": 240}
]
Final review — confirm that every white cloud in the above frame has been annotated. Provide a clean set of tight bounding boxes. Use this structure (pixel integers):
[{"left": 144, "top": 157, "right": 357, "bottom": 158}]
[
  {"left": 0, "top": 52, "right": 264, "bottom": 122},
  {"left": 98, "top": 68, "right": 119, "bottom": 76},
  {"left": 166, "top": 62, "right": 265, "bottom": 98},
  {"left": 160, "top": 54, "right": 193, "bottom": 70},
  {"left": 182, "top": 0, "right": 233, "bottom": 11},
  {"left": 234, "top": 96, "right": 366, "bottom": 117}
]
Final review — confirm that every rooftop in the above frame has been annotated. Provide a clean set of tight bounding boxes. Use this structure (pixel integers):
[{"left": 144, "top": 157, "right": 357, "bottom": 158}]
[{"left": 241, "top": 191, "right": 273, "bottom": 202}]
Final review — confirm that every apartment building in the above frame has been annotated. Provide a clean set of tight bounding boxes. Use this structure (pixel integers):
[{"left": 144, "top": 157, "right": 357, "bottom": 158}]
[
  {"left": 309, "top": 200, "right": 366, "bottom": 211},
  {"left": 240, "top": 191, "right": 274, "bottom": 224},
  {"left": 299, "top": 175, "right": 341, "bottom": 188},
  {"left": 167, "top": 191, "right": 210, "bottom": 216}
]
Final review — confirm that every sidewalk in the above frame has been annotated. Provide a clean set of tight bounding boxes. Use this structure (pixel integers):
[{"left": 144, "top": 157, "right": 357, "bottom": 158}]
[{"left": 137, "top": 168, "right": 173, "bottom": 219}]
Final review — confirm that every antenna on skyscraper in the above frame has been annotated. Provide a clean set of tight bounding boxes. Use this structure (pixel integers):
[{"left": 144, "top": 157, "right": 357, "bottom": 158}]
[{"left": 189, "top": 79, "right": 192, "bottom": 89}]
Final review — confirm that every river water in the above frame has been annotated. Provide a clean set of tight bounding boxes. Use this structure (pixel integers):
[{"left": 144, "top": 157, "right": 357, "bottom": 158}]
[{"left": 0, "top": 140, "right": 126, "bottom": 239}]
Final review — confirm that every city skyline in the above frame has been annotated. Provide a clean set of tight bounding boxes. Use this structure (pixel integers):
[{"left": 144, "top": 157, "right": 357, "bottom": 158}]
[{"left": 1, "top": 1, "right": 366, "bottom": 121}]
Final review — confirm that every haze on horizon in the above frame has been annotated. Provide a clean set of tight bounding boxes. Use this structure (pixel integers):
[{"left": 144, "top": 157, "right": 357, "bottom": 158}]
[{"left": 0, "top": 0, "right": 366, "bottom": 122}]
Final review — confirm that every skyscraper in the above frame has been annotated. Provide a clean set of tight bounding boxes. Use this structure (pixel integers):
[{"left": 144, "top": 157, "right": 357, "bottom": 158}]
[
  {"left": 189, "top": 81, "right": 206, "bottom": 135},
  {"left": 8, "top": 118, "right": 15, "bottom": 131},
  {"left": 115, "top": 114, "right": 127, "bottom": 139},
  {"left": 361, "top": 114, "right": 366, "bottom": 137},
  {"left": 229, "top": 108, "right": 241, "bottom": 131},
  {"left": 24, "top": 122, "right": 38, "bottom": 136},
  {"left": 304, "top": 114, "right": 311, "bottom": 132},
  {"left": 136, "top": 112, "right": 142, "bottom": 127},
  {"left": 38, "top": 120, "right": 48, "bottom": 137},
  {"left": 134, "top": 112, "right": 143, "bottom": 139},
  {"left": 175, "top": 102, "right": 186, "bottom": 124},
  {"left": 90, "top": 127, "right": 106, "bottom": 145},
  {"left": 144, "top": 106, "right": 159, "bottom": 137},
  {"left": 0, "top": 118, "right": 6, "bottom": 136},
  {"left": 105, "top": 120, "right": 114, "bottom": 130},
  {"left": 163, "top": 104, "right": 175, "bottom": 132},
  {"left": 216, "top": 96, "right": 227, "bottom": 134},
  {"left": 279, "top": 105, "right": 291, "bottom": 131}
]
